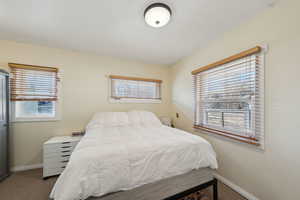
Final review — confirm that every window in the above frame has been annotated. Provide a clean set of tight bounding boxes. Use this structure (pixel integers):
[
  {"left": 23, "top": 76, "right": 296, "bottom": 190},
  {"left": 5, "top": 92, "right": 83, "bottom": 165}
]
[
  {"left": 192, "top": 46, "right": 264, "bottom": 146},
  {"left": 15, "top": 101, "right": 55, "bottom": 118},
  {"left": 9, "top": 63, "right": 60, "bottom": 121},
  {"left": 109, "top": 75, "right": 162, "bottom": 103}
]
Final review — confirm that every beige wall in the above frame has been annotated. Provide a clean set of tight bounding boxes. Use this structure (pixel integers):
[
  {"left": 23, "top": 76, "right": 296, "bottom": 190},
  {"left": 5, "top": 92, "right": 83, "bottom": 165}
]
[
  {"left": 0, "top": 40, "right": 172, "bottom": 168},
  {"left": 171, "top": 0, "right": 300, "bottom": 199}
]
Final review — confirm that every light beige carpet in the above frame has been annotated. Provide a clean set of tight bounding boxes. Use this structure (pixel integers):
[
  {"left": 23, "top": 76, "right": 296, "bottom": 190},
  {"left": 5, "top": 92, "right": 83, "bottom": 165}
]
[{"left": 0, "top": 169, "right": 246, "bottom": 200}]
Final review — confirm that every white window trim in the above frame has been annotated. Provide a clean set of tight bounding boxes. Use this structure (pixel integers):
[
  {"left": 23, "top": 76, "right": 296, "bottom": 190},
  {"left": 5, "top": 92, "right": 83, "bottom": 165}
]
[
  {"left": 107, "top": 77, "right": 162, "bottom": 104},
  {"left": 10, "top": 72, "right": 62, "bottom": 123}
]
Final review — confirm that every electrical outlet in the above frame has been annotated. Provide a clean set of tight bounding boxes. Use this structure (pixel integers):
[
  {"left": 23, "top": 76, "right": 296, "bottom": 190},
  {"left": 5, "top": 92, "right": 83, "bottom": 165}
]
[{"left": 176, "top": 113, "right": 179, "bottom": 118}]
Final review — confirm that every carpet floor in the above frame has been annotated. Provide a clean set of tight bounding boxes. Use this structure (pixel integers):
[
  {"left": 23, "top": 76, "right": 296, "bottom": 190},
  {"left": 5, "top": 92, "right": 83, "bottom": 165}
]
[{"left": 0, "top": 169, "right": 246, "bottom": 200}]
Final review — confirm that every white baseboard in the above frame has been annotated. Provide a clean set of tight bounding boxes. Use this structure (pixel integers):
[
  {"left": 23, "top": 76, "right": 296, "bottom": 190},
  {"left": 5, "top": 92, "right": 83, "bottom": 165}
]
[
  {"left": 11, "top": 163, "right": 43, "bottom": 172},
  {"left": 214, "top": 173, "right": 260, "bottom": 200}
]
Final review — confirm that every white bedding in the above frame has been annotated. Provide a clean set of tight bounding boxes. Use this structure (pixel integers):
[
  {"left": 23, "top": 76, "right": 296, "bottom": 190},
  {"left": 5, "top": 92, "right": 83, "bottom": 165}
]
[{"left": 50, "top": 112, "right": 218, "bottom": 200}]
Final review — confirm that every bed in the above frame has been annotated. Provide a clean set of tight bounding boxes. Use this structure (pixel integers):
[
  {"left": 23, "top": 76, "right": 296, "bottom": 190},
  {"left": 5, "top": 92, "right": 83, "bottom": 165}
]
[{"left": 50, "top": 111, "right": 218, "bottom": 200}]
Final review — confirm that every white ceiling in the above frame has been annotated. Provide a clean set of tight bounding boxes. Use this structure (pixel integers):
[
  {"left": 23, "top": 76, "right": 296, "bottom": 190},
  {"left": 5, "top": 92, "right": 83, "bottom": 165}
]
[{"left": 0, "top": 0, "right": 275, "bottom": 65}]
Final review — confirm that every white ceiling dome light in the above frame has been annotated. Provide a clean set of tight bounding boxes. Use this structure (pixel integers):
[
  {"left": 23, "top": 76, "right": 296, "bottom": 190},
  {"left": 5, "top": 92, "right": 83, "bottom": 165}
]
[{"left": 144, "top": 3, "right": 172, "bottom": 28}]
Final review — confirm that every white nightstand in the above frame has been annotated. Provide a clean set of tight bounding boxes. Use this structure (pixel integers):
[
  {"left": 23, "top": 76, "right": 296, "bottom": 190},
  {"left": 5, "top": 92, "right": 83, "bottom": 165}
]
[{"left": 43, "top": 136, "right": 82, "bottom": 178}]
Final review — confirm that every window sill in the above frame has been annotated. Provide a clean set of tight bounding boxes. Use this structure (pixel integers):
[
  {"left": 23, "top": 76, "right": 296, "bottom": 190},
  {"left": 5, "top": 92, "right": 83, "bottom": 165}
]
[
  {"left": 109, "top": 98, "right": 162, "bottom": 104},
  {"left": 194, "top": 125, "right": 260, "bottom": 146},
  {"left": 11, "top": 117, "right": 61, "bottom": 123}
]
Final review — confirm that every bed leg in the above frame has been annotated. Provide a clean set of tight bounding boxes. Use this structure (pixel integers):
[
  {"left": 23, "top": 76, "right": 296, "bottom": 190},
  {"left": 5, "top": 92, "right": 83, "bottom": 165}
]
[{"left": 213, "top": 178, "right": 218, "bottom": 200}]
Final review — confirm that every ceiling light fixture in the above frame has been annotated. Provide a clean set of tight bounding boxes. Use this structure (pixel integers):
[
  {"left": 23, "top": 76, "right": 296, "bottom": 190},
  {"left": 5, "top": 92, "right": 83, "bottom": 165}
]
[{"left": 144, "top": 3, "right": 172, "bottom": 28}]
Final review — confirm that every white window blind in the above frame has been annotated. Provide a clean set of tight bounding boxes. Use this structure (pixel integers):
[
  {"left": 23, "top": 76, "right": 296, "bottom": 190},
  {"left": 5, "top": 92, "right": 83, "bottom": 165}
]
[
  {"left": 109, "top": 75, "right": 162, "bottom": 100},
  {"left": 9, "top": 63, "right": 59, "bottom": 101},
  {"left": 192, "top": 47, "right": 264, "bottom": 146}
]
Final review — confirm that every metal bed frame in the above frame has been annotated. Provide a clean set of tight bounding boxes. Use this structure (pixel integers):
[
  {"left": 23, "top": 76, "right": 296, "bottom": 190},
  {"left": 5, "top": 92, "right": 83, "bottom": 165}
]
[{"left": 89, "top": 168, "right": 218, "bottom": 200}]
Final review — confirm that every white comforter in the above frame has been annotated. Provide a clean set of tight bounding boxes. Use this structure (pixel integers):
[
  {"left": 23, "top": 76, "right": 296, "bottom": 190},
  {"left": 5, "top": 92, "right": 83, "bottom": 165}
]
[{"left": 50, "top": 125, "right": 217, "bottom": 200}]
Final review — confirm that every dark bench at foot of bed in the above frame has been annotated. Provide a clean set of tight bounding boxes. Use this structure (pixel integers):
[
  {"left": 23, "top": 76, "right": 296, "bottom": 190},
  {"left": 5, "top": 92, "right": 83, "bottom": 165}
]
[{"left": 89, "top": 168, "right": 218, "bottom": 200}]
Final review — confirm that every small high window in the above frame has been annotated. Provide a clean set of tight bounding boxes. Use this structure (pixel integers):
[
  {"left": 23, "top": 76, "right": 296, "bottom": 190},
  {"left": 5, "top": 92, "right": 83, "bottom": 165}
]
[{"left": 109, "top": 75, "right": 162, "bottom": 103}]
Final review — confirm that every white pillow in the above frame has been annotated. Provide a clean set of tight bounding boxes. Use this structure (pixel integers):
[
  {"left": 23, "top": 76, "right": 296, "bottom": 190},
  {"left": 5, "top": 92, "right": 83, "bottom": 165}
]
[
  {"left": 128, "top": 110, "right": 162, "bottom": 127},
  {"left": 86, "top": 112, "right": 129, "bottom": 129}
]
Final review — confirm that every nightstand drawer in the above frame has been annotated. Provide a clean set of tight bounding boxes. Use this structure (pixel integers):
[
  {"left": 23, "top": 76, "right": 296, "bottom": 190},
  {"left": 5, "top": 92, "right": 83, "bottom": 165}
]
[
  {"left": 44, "top": 155, "right": 70, "bottom": 165},
  {"left": 43, "top": 166, "right": 65, "bottom": 177},
  {"left": 44, "top": 142, "right": 77, "bottom": 153},
  {"left": 44, "top": 147, "right": 75, "bottom": 155},
  {"left": 44, "top": 158, "right": 69, "bottom": 168}
]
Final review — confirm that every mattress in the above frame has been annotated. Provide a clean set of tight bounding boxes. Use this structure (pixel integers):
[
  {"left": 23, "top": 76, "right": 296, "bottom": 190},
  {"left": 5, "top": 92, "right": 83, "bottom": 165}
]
[{"left": 50, "top": 113, "right": 217, "bottom": 200}]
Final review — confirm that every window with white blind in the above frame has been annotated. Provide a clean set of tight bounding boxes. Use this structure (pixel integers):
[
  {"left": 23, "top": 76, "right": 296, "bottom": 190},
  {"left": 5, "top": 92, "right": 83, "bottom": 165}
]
[
  {"left": 109, "top": 75, "right": 162, "bottom": 103},
  {"left": 9, "top": 63, "right": 60, "bottom": 121},
  {"left": 192, "top": 46, "right": 264, "bottom": 146}
]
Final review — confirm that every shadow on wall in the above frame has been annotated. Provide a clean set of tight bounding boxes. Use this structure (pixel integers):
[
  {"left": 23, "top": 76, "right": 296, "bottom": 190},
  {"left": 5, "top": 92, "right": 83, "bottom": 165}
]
[{"left": 172, "top": 100, "right": 194, "bottom": 132}]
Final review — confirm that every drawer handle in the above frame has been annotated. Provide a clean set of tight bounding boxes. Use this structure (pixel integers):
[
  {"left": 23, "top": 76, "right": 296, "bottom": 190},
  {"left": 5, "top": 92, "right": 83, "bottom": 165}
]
[
  {"left": 62, "top": 142, "right": 71, "bottom": 144},
  {"left": 61, "top": 146, "right": 72, "bottom": 148},
  {"left": 61, "top": 160, "right": 69, "bottom": 163},
  {"left": 61, "top": 150, "right": 70, "bottom": 153},
  {"left": 61, "top": 155, "right": 70, "bottom": 157}
]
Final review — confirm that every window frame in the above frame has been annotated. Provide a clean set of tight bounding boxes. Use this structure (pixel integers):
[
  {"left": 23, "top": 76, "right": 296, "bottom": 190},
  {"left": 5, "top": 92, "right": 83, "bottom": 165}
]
[
  {"left": 108, "top": 75, "right": 162, "bottom": 104},
  {"left": 192, "top": 46, "right": 265, "bottom": 147}
]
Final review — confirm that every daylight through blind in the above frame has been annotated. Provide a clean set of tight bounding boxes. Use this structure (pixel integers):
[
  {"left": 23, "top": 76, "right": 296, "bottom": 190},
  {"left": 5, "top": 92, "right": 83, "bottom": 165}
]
[
  {"left": 192, "top": 47, "right": 264, "bottom": 145},
  {"left": 109, "top": 75, "right": 162, "bottom": 100},
  {"left": 9, "top": 63, "right": 59, "bottom": 101}
]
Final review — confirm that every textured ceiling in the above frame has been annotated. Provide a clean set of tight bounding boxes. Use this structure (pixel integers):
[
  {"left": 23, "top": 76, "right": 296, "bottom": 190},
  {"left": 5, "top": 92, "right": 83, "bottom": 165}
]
[{"left": 0, "top": 0, "right": 275, "bottom": 65}]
